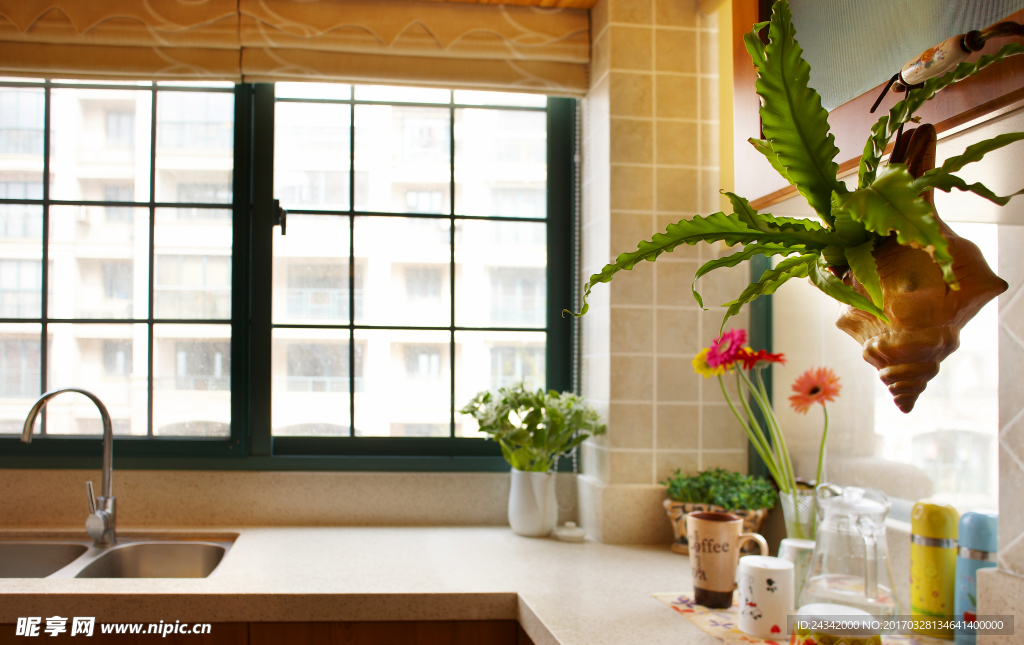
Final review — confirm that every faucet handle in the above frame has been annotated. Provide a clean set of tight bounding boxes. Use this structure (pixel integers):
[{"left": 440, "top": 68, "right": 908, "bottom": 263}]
[{"left": 86, "top": 481, "right": 97, "bottom": 514}]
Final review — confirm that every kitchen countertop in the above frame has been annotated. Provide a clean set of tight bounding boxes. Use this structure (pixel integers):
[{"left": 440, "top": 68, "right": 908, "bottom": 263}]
[{"left": 0, "top": 527, "right": 717, "bottom": 645}]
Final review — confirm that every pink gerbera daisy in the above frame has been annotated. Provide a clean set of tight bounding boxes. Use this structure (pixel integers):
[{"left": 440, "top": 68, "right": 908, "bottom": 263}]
[{"left": 705, "top": 328, "right": 747, "bottom": 369}]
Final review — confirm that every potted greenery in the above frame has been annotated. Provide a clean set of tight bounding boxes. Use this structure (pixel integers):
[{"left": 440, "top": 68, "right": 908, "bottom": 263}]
[
  {"left": 460, "top": 384, "right": 605, "bottom": 537},
  {"left": 662, "top": 468, "right": 777, "bottom": 555},
  {"left": 567, "top": 0, "right": 1019, "bottom": 414}
]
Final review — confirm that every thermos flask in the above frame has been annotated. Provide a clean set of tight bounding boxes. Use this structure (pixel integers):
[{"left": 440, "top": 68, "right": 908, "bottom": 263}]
[
  {"left": 954, "top": 512, "right": 997, "bottom": 645},
  {"left": 911, "top": 500, "right": 959, "bottom": 640}
]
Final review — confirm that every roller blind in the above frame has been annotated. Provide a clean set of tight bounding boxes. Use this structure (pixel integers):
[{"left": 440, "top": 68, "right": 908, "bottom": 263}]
[{"left": 0, "top": 0, "right": 589, "bottom": 94}]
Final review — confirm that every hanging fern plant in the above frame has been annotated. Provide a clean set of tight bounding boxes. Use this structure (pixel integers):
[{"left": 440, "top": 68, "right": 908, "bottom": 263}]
[{"left": 566, "top": 0, "right": 1024, "bottom": 331}]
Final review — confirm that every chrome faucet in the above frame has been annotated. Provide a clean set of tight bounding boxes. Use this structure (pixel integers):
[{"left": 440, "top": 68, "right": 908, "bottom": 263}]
[{"left": 21, "top": 388, "right": 117, "bottom": 547}]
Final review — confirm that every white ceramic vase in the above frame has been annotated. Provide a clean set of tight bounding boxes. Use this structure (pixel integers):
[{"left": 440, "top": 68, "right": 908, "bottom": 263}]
[{"left": 508, "top": 468, "right": 557, "bottom": 537}]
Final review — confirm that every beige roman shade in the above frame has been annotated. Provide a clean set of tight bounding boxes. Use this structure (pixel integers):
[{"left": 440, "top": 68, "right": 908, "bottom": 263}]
[{"left": 0, "top": 0, "right": 589, "bottom": 94}]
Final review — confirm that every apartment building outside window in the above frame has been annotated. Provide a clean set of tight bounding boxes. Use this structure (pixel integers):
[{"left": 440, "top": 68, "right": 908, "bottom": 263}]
[{"left": 0, "top": 79, "right": 577, "bottom": 468}]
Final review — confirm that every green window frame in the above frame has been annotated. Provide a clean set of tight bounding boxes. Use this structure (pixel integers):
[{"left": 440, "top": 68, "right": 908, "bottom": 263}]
[{"left": 0, "top": 82, "right": 579, "bottom": 472}]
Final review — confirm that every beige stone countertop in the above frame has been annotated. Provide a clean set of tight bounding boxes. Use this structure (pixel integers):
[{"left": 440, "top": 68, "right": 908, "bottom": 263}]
[{"left": 0, "top": 527, "right": 716, "bottom": 645}]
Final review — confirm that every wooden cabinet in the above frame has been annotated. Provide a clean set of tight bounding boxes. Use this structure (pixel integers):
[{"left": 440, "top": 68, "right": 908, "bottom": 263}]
[{"left": 2, "top": 621, "right": 535, "bottom": 645}]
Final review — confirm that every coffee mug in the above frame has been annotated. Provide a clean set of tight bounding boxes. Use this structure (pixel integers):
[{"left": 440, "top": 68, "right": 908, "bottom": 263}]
[
  {"left": 737, "top": 555, "right": 794, "bottom": 639},
  {"left": 777, "top": 537, "right": 815, "bottom": 604},
  {"left": 685, "top": 511, "right": 768, "bottom": 608}
]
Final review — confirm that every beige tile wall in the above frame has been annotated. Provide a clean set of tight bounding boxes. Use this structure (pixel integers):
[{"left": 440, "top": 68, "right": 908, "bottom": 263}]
[
  {"left": 579, "top": 0, "right": 749, "bottom": 544},
  {"left": 998, "top": 224, "right": 1024, "bottom": 575}
]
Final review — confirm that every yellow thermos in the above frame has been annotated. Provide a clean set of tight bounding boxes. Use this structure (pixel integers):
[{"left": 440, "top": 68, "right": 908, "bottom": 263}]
[{"left": 911, "top": 500, "right": 959, "bottom": 639}]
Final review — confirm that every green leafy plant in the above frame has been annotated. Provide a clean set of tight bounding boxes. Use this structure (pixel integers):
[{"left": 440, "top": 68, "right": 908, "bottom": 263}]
[
  {"left": 566, "top": 0, "right": 1024, "bottom": 330},
  {"left": 459, "top": 384, "right": 606, "bottom": 472},
  {"left": 662, "top": 468, "right": 777, "bottom": 511}
]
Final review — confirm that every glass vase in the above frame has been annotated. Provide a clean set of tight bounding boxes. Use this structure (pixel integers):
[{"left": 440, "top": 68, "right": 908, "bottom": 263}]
[{"left": 781, "top": 488, "right": 816, "bottom": 540}]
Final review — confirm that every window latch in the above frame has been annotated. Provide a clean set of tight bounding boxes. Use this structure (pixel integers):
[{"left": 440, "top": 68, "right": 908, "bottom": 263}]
[{"left": 272, "top": 199, "right": 287, "bottom": 235}]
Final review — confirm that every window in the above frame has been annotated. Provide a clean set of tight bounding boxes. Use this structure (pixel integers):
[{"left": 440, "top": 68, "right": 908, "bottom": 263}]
[
  {"left": 268, "top": 84, "right": 564, "bottom": 447},
  {"left": 105, "top": 110, "right": 134, "bottom": 149},
  {"left": 0, "top": 260, "right": 41, "bottom": 317},
  {"left": 0, "top": 90, "right": 44, "bottom": 155},
  {"left": 172, "top": 341, "right": 229, "bottom": 391},
  {"left": 103, "top": 184, "right": 135, "bottom": 223},
  {"left": 101, "top": 262, "right": 132, "bottom": 300},
  {"left": 873, "top": 223, "right": 999, "bottom": 512},
  {"left": 102, "top": 340, "right": 132, "bottom": 377},
  {"left": 0, "top": 339, "right": 40, "bottom": 398},
  {"left": 155, "top": 254, "right": 231, "bottom": 319},
  {"left": 0, "top": 80, "right": 576, "bottom": 469},
  {"left": 0, "top": 79, "right": 234, "bottom": 439},
  {"left": 491, "top": 345, "right": 544, "bottom": 391}
]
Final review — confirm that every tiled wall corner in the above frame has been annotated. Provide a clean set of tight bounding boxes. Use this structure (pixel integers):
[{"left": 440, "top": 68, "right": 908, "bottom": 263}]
[
  {"left": 579, "top": 0, "right": 744, "bottom": 544},
  {"left": 998, "top": 224, "right": 1024, "bottom": 573}
]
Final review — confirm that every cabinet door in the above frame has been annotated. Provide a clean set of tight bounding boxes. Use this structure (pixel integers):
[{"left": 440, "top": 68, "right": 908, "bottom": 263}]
[
  {"left": 0, "top": 623, "right": 248, "bottom": 645},
  {"left": 249, "top": 621, "right": 524, "bottom": 645}
]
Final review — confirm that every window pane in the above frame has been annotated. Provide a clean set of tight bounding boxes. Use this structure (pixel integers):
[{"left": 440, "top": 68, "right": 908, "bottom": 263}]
[
  {"left": 273, "top": 214, "right": 352, "bottom": 324},
  {"left": 354, "top": 329, "right": 450, "bottom": 437},
  {"left": 275, "top": 103, "right": 350, "bottom": 211},
  {"left": 49, "top": 88, "right": 152, "bottom": 202},
  {"left": 155, "top": 91, "right": 233, "bottom": 203},
  {"left": 272, "top": 328, "right": 352, "bottom": 436},
  {"left": 354, "top": 85, "right": 450, "bottom": 104},
  {"left": 0, "top": 87, "right": 45, "bottom": 195},
  {"left": 455, "top": 108, "right": 546, "bottom": 218},
  {"left": 354, "top": 216, "right": 450, "bottom": 327},
  {"left": 354, "top": 105, "right": 450, "bottom": 213},
  {"left": 0, "top": 323, "right": 41, "bottom": 434},
  {"left": 874, "top": 222, "right": 998, "bottom": 512},
  {"left": 455, "top": 220, "right": 546, "bottom": 328},
  {"left": 0, "top": 204, "right": 42, "bottom": 318},
  {"left": 276, "top": 83, "right": 351, "bottom": 100},
  {"left": 153, "top": 323, "right": 230, "bottom": 436},
  {"left": 453, "top": 91, "right": 547, "bottom": 107},
  {"left": 48, "top": 206, "right": 148, "bottom": 319},
  {"left": 154, "top": 208, "right": 231, "bottom": 319},
  {"left": 45, "top": 323, "right": 146, "bottom": 436},
  {"left": 455, "top": 330, "right": 545, "bottom": 438}
]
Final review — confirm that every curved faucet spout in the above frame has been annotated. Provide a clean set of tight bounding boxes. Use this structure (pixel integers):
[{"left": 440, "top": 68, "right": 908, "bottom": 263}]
[{"left": 22, "top": 388, "right": 114, "bottom": 499}]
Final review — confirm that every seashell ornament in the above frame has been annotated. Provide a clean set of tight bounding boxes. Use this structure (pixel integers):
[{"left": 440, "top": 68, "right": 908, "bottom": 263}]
[{"left": 835, "top": 124, "right": 1008, "bottom": 413}]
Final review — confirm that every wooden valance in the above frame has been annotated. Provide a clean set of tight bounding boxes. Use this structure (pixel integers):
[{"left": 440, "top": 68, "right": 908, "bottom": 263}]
[{"left": 0, "top": 0, "right": 589, "bottom": 94}]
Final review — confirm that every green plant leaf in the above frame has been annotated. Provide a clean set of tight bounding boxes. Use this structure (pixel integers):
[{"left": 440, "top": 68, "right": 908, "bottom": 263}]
[
  {"left": 859, "top": 42, "right": 1024, "bottom": 188},
  {"left": 843, "top": 239, "right": 883, "bottom": 309},
  {"left": 910, "top": 132, "right": 1024, "bottom": 206},
  {"left": 741, "top": 21, "right": 770, "bottom": 70},
  {"left": 752, "top": 0, "right": 844, "bottom": 223},
  {"left": 691, "top": 243, "right": 807, "bottom": 309},
  {"left": 929, "top": 132, "right": 1024, "bottom": 175},
  {"left": 915, "top": 173, "right": 1024, "bottom": 206},
  {"left": 749, "top": 138, "right": 793, "bottom": 184},
  {"left": 565, "top": 211, "right": 833, "bottom": 318},
  {"left": 834, "top": 164, "right": 956, "bottom": 288},
  {"left": 808, "top": 256, "right": 888, "bottom": 321},
  {"left": 723, "top": 192, "right": 836, "bottom": 242},
  {"left": 720, "top": 253, "right": 819, "bottom": 332}
]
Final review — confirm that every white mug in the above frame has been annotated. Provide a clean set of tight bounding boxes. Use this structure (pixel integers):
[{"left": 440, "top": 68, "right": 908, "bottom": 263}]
[
  {"left": 737, "top": 555, "right": 794, "bottom": 639},
  {"left": 777, "top": 537, "right": 815, "bottom": 604}
]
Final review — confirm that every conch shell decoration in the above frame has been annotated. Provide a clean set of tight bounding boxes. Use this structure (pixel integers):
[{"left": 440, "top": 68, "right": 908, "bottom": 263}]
[{"left": 836, "top": 124, "right": 1008, "bottom": 413}]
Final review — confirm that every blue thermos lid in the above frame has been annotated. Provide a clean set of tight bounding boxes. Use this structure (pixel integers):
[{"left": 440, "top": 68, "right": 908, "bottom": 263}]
[{"left": 959, "top": 512, "right": 997, "bottom": 553}]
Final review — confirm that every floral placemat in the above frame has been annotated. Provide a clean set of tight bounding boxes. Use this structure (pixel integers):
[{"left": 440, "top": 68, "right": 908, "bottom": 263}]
[{"left": 653, "top": 594, "right": 948, "bottom": 645}]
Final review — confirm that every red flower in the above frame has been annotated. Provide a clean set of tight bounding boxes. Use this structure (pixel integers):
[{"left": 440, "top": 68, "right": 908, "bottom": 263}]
[
  {"left": 706, "top": 328, "right": 746, "bottom": 368},
  {"left": 739, "top": 348, "right": 786, "bottom": 370},
  {"left": 789, "top": 367, "right": 841, "bottom": 413}
]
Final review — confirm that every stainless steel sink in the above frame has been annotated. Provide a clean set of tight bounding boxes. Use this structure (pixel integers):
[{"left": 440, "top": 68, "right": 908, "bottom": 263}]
[
  {"left": 74, "top": 542, "right": 226, "bottom": 579},
  {"left": 0, "top": 537, "right": 233, "bottom": 579},
  {"left": 0, "top": 542, "right": 89, "bottom": 578}
]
